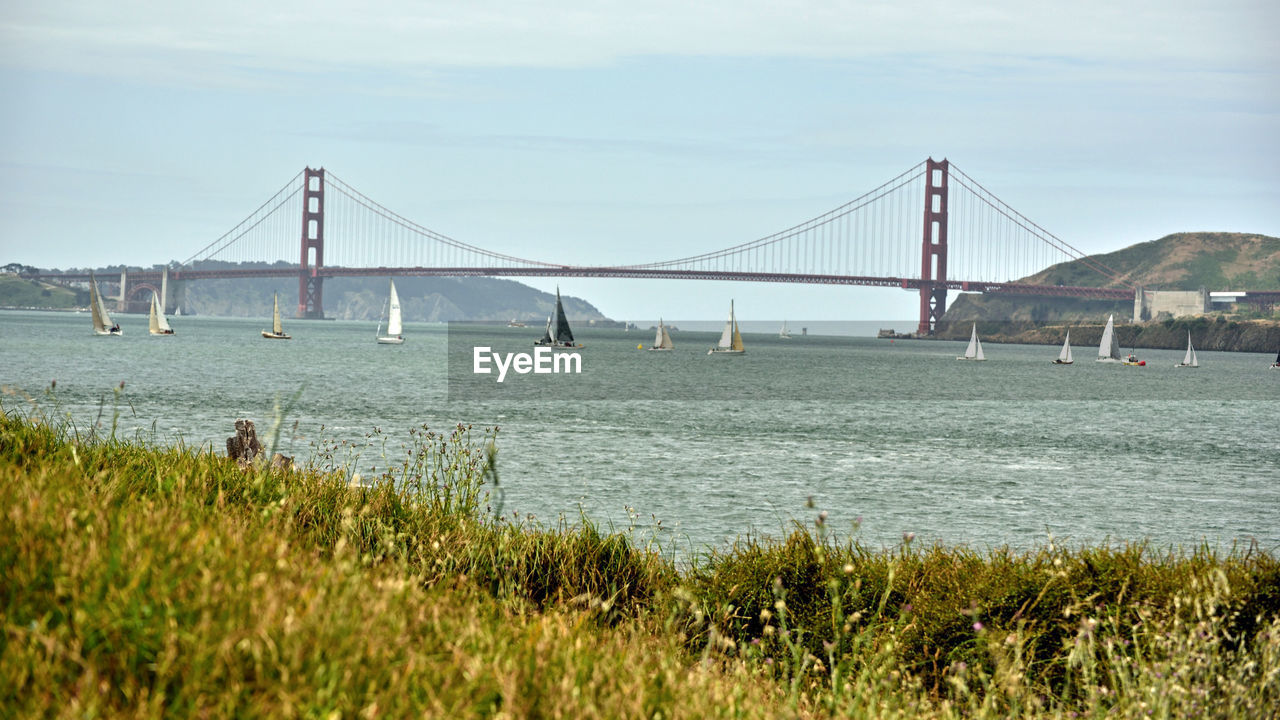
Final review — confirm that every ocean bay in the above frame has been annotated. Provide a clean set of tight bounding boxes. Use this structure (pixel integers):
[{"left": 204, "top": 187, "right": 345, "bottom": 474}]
[{"left": 3, "top": 309, "right": 1277, "bottom": 556}]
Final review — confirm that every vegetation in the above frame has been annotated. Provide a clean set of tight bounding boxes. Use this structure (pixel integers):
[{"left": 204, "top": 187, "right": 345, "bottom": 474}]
[
  {"left": 946, "top": 232, "right": 1280, "bottom": 327},
  {"left": 1022, "top": 232, "right": 1280, "bottom": 291},
  {"left": 1, "top": 261, "right": 608, "bottom": 322},
  {"left": 0, "top": 274, "right": 85, "bottom": 310},
  {"left": 3, "top": 393, "right": 1278, "bottom": 718},
  {"left": 935, "top": 315, "right": 1280, "bottom": 353}
]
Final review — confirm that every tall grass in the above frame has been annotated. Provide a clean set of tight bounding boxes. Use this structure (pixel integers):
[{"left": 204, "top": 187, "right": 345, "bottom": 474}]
[{"left": 2, "top": 393, "right": 1278, "bottom": 718}]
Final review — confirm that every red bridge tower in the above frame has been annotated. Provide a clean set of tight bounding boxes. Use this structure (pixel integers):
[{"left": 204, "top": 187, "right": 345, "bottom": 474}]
[
  {"left": 299, "top": 167, "right": 326, "bottom": 318},
  {"left": 918, "top": 158, "right": 949, "bottom": 335}
]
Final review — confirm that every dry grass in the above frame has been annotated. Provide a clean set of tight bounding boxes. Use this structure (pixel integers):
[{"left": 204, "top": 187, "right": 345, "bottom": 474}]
[{"left": 3, "top": 394, "right": 1278, "bottom": 718}]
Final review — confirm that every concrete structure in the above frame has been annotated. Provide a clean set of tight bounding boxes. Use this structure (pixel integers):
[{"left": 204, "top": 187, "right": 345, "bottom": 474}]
[{"left": 1133, "top": 287, "right": 1209, "bottom": 321}]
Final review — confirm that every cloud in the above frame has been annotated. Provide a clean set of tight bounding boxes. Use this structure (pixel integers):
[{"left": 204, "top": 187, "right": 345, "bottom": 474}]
[{"left": 3, "top": 0, "right": 1275, "bottom": 86}]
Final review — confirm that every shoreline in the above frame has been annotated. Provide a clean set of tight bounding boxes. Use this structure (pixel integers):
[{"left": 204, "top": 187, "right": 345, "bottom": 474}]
[{"left": 924, "top": 317, "right": 1280, "bottom": 354}]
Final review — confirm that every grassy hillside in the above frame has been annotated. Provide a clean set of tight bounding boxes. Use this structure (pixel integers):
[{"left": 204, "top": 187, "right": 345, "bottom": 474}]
[
  {"left": 3, "top": 262, "right": 609, "bottom": 322},
  {"left": 943, "top": 232, "right": 1280, "bottom": 327},
  {"left": 1023, "top": 232, "right": 1280, "bottom": 290},
  {"left": 3, "top": 400, "right": 1278, "bottom": 719},
  {"left": 0, "top": 274, "right": 86, "bottom": 310}
]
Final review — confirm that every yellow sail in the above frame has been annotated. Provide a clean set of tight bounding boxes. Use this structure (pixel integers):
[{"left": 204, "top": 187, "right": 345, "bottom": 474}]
[
  {"left": 272, "top": 293, "right": 283, "bottom": 335},
  {"left": 730, "top": 320, "right": 743, "bottom": 352}
]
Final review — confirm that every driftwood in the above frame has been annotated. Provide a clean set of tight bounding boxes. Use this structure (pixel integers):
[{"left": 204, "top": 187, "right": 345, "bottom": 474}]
[{"left": 226, "top": 419, "right": 293, "bottom": 470}]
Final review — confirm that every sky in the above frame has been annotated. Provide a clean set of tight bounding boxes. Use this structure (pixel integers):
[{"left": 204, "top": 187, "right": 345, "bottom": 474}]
[{"left": 1, "top": 0, "right": 1277, "bottom": 322}]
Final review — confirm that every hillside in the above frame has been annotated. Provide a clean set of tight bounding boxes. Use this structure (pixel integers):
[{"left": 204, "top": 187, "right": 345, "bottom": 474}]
[
  {"left": 1021, "top": 231, "right": 1280, "bottom": 290},
  {"left": 941, "top": 232, "right": 1280, "bottom": 329},
  {"left": 0, "top": 274, "right": 86, "bottom": 310},
  {"left": 2, "top": 261, "right": 610, "bottom": 323}
]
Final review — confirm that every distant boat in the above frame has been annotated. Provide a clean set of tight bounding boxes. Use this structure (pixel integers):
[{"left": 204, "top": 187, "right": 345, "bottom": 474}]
[
  {"left": 1272, "top": 346, "right": 1280, "bottom": 369},
  {"left": 779, "top": 320, "right": 792, "bottom": 339},
  {"left": 1097, "top": 314, "right": 1121, "bottom": 362},
  {"left": 89, "top": 271, "right": 121, "bottom": 336},
  {"left": 261, "top": 292, "right": 291, "bottom": 340},
  {"left": 375, "top": 279, "right": 404, "bottom": 344},
  {"left": 1052, "top": 330, "right": 1073, "bottom": 364},
  {"left": 148, "top": 291, "right": 174, "bottom": 335},
  {"left": 957, "top": 323, "right": 986, "bottom": 361},
  {"left": 708, "top": 300, "right": 745, "bottom": 355},
  {"left": 648, "top": 318, "right": 674, "bottom": 351},
  {"left": 1175, "top": 330, "right": 1198, "bottom": 368},
  {"left": 534, "top": 287, "right": 581, "bottom": 348}
]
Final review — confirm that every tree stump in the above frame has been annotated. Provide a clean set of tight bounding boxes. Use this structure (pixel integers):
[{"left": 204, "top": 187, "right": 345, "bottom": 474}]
[{"left": 226, "top": 419, "right": 263, "bottom": 466}]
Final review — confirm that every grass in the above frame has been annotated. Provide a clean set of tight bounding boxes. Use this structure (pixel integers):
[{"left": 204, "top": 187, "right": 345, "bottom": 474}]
[{"left": 3, "top": 394, "right": 1279, "bottom": 718}]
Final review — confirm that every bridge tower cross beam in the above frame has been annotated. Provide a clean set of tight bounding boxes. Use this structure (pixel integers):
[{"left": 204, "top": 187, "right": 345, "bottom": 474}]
[
  {"left": 298, "top": 167, "right": 326, "bottom": 318},
  {"left": 917, "top": 158, "right": 949, "bottom": 335}
]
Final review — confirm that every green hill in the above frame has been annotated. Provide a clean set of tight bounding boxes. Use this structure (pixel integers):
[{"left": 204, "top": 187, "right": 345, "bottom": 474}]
[
  {"left": 0, "top": 274, "right": 86, "bottom": 310},
  {"left": 2, "top": 261, "right": 611, "bottom": 323},
  {"left": 941, "top": 232, "right": 1280, "bottom": 329},
  {"left": 1023, "top": 232, "right": 1280, "bottom": 290}
]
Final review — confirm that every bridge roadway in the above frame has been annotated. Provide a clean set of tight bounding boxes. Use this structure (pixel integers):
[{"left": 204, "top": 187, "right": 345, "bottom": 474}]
[{"left": 32, "top": 266, "right": 1144, "bottom": 301}]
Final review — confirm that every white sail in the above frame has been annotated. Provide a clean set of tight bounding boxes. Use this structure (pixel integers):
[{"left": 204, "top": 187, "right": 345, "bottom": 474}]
[
  {"left": 779, "top": 320, "right": 791, "bottom": 338},
  {"left": 149, "top": 292, "right": 173, "bottom": 334},
  {"left": 1179, "top": 331, "right": 1198, "bottom": 367},
  {"left": 1097, "top": 314, "right": 1120, "bottom": 361},
  {"left": 1058, "top": 331, "right": 1073, "bottom": 363},
  {"left": 89, "top": 272, "right": 117, "bottom": 335},
  {"left": 715, "top": 314, "right": 734, "bottom": 348},
  {"left": 650, "top": 318, "right": 674, "bottom": 350},
  {"left": 709, "top": 300, "right": 745, "bottom": 354},
  {"left": 386, "top": 280, "right": 402, "bottom": 336},
  {"left": 376, "top": 279, "right": 404, "bottom": 343},
  {"left": 959, "top": 323, "right": 985, "bottom": 360}
]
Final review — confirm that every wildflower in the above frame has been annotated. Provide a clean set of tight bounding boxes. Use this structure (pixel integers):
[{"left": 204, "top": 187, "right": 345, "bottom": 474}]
[
  {"left": 817, "top": 511, "right": 828, "bottom": 526},
  {"left": 843, "top": 563, "right": 854, "bottom": 575},
  {"left": 973, "top": 622, "right": 984, "bottom": 632},
  {"left": 759, "top": 608, "right": 772, "bottom": 622},
  {"left": 903, "top": 531, "right": 915, "bottom": 543}
]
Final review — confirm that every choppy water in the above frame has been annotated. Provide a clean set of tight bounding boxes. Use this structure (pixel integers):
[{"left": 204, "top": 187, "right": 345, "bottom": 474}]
[{"left": 3, "top": 309, "right": 1278, "bottom": 557}]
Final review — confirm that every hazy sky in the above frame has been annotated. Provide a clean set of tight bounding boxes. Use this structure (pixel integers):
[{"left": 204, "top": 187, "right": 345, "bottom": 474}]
[{"left": 2, "top": 0, "right": 1277, "bottom": 321}]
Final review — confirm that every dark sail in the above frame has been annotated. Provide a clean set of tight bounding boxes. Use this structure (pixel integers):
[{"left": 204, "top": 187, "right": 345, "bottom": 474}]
[{"left": 553, "top": 288, "right": 574, "bottom": 344}]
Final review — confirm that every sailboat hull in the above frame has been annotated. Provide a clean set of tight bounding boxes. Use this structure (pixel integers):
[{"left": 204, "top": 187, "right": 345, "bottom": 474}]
[
  {"left": 1051, "top": 360, "right": 1073, "bottom": 365},
  {"left": 94, "top": 328, "right": 123, "bottom": 336},
  {"left": 533, "top": 341, "right": 582, "bottom": 349},
  {"left": 261, "top": 331, "right": 291, "bottom": 340},
  {"left": 376, "top": 336, "right": 404, "bottom": 345},
  {"left": 707, "top": 348, "right": 744, "bottom": 355}
]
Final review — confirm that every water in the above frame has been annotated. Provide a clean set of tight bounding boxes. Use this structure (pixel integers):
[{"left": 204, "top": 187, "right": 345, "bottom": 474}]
[{"left": 3, "top": 309, "right": 1278, "bottom": 557}]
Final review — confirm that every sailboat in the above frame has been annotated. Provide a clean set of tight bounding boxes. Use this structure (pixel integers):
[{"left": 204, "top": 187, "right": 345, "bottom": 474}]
[
  {"left": 1096, "top": 314, "right": 1122, "bottom": 363},
  {"left": 779, "top": 320, "right": 792, "bottom": 339},
  {"left": 708, "top": 300, "right": 745, "bottom": 355},
  {"left": 1271, "top": 346, "right": 1280, "bottom": 369},
  {"left": 375, "top": 279, "right": 404, "bottom": 344},
  {"left": 1174, "top": 331, "right": 1199, "bottom": 368},
  {"left": 533, "top": 287, "right": 581, "bottom": 348},
  {"left": 261, "top": 292, "right": 291, "bottom": 339},
  {"left": 88, "top": 271, "right": 121, "bottom": 336},
  {"left": 148, "top": 291, "right": 175, "bottom": 335},
  {"left": 957, "top": 323, "right": 986, "bottom": 361},
  {"left": 648, "top": 318, "right": 674, "bottom": 351},
  {"left": 1052, "top": 330, "right": 1073, "bottom": 364}
]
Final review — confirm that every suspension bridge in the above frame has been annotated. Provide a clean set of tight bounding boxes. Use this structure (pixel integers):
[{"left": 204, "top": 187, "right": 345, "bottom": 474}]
[{"left": 34, "top": 158, "right": 1192, "bottom": 335}]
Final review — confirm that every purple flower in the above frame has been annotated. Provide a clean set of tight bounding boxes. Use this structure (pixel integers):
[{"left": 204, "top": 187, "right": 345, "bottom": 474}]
[{"left": 973, "top": 622, "right": 984, "bottom": 632}]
